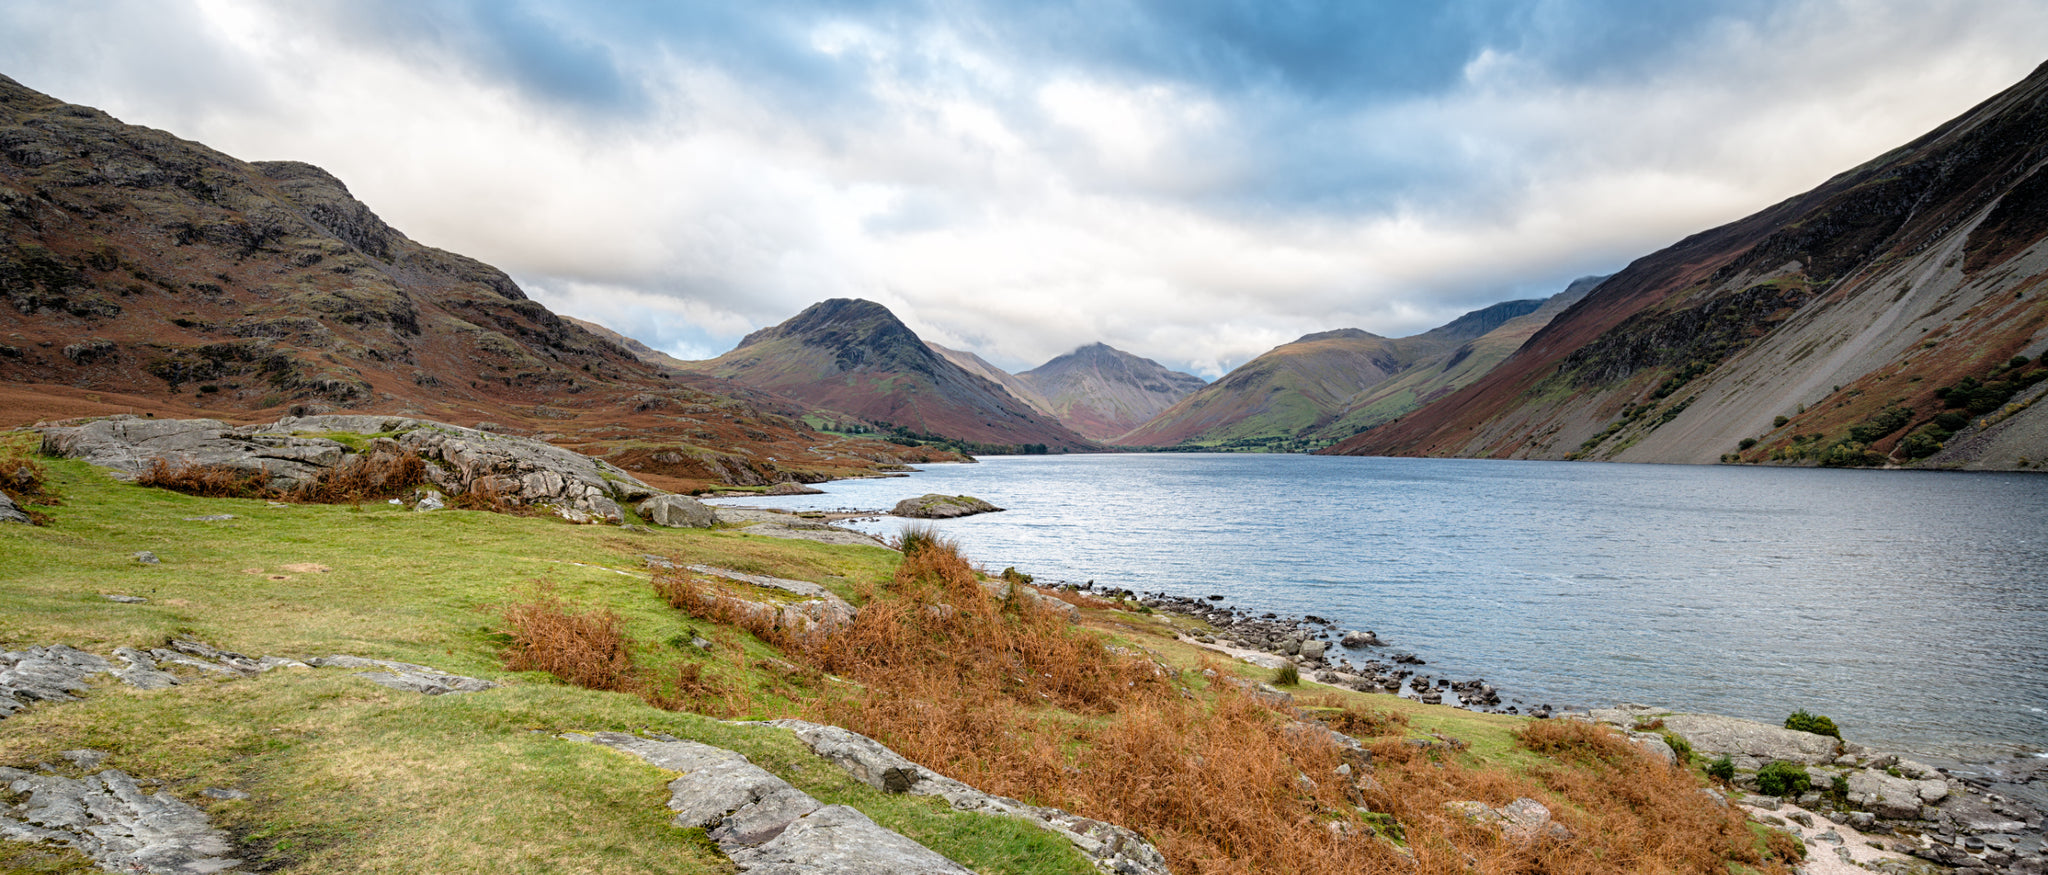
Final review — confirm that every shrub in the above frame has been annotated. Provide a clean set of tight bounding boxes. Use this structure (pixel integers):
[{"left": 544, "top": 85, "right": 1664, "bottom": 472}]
[
  {"left": 1784, "top": 710, "right": 1841, "bottom": 739},
  {"left": 1773, "top": 415, "right": 1790, "bottom": 428},
  {"left": 1272, "top": 663, "right": 1300, "bottom": 686},
  {"left": 289, "top": 450, "right": 427, "bottom": 503},
  {"left": 1661, "top": 731, "right": 1694, "bottom": 764},
  {"left": 1706, "top": 756, "right": 1735, "bottom": 783},
  {"left": 1755, "top": 760, "right": 1811, "bottom": 797},
  {"left": 500, "top": 588, "right": 640, "bottom": 694},
  {"left": 1738, "top": 437, "right": 1757, "bottom": 450},
  {"left": 136, "top": 458, "right": 279, "bottom": 499}
]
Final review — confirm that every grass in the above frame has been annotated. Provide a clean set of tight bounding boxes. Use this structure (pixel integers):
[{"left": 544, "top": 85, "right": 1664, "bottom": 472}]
[{"left": 1, "top": 441, "right": 1791, "bottom": 875}]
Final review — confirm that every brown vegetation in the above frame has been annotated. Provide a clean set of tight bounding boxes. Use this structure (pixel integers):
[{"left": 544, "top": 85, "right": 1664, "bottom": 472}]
[
  {"left": 509, "top": 534, "right": 1791, "bottom": 875},
  {"left": 498, "top": 587, "right": 641, "bottom": 695},
  {"left": 134, "top": 451, "right": 431, "bottom": 504},
  {"left": 136, "top": 458, "right": 278, "bottom": 499}
]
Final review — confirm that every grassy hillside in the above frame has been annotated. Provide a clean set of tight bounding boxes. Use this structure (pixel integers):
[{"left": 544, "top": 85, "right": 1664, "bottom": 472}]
[{"left": 0, "top": 435, "right": 1796, "bottom": 874}]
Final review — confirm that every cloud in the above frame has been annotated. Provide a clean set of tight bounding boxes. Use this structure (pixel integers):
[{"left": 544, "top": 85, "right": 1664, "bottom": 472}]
[{"left": 3, "top": 0, "right": 2045, "bottom": 379}]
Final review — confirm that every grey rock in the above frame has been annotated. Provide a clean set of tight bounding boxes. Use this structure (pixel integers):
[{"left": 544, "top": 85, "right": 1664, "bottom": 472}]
[
  {"left": 1848, "top": 769, "right": 1933, "bottom": 820},
  {"left": 60, "top": 749, "right": 108, "bottom": 770},
  {"left": 763, "top": 482, "right": 825, "bottom": 496},
  {"left": 573, "top": 731, "right": 974, "bottom": 874},
  {"left": 1300, "top": 640, "right": 1327, "bottom": 661},
  {"left": 1, "top": 645, "right": 116, "bottom": 715},
  {"left": 134, "top": 551, "right": 160, "bottom": 564},
  {"left": 687, "top": 565, "right": 833, "bottom": 599},
  {"left": 640, "top": 494, "right": 717, "bottom": 528},
  {"left": 1339, "top": 630, "right": 1378, "bottom": 648},
  {"left": 1660, "top": 713, "right": 1840, "bottom": 765},
  {"left": 0, "top": 490, "right": 26, "bottom": 524},
  {"left": 728, "top": 805, "right": 973, "bottom": 875},
  {"left": 770, "top": 720, "right": 1170, "bottom": 875},
  {"left": 1627, "top": 732, "right": 1678, "bottom": 765},
  {"left": 103, "top": 594, "right": 149, "bottom": 604},
  {"left": 1444, "top": 797, "right": 1572, "bottom": 843},
  {"left": 200, "top": 788, "right": 249, "bottom": 801},
  {"left": 111, "top": 648, "right": 182, "bottom": 690},
  {"left": 0, "top": 769, "right": 241, "bottom": 873},
  {"left": 182, "top": 514, "right": 235, "bottom": 522},
  {"left": 38, "top": 414, "right": 656, "bottom": 525},
  {"left": 414, "top": 492, "right": 445, "bottom": 512},
  {"left": 889, "top": 494, "right": 1001, "bottom": 519},
  {"left": 305, "top": 655, "right": 493, "bottom": 695}
]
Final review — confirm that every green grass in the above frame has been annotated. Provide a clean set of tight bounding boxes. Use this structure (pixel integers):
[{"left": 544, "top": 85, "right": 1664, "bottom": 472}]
[{"left": 0, "top": 452, "right": 1092, "bottom": 875}]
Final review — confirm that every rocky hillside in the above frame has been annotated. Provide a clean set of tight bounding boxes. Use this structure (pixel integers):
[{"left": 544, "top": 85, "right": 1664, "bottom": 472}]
[
  {"left": 0, "top": 75, "right": 950, "bottom": 489},
  {"left": 1014, "top": 343, "right": 1206, "bottom": 442},
  {"left": 930, "top": 342, "right": 1056, "bottom": 418},
  {"left": 677, "top": 298, "right": 1095, "bottom": 450},
  {"left": 1331, "top": 61, "right": 2048, "bottom": 470},
  {"left": 1117, "top": 296, "right": 1554, "bottom": 449}
]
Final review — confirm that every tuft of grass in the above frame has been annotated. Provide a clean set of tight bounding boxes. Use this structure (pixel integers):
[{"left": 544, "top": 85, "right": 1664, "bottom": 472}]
[
  {"left": 1272, "top": 662, "right": 1300, "bottom": 686},
  {"left": 500, "top": 585, "right": 642, "bottom": 695}
]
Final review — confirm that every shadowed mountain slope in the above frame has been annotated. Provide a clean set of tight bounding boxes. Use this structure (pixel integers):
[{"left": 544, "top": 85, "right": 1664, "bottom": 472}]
[{"left": 1330, "top": 61, "right": 2048, "bottom": 470}]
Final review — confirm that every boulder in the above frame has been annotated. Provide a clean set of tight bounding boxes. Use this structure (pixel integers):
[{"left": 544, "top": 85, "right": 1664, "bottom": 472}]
[
  {"left": 1340, "top": 630, "right": 1378, "bottom": 648},
  {"left": 1845, "top": 769, "right": 1946, "bottom": 819},
  {"left": 890, "top": 494, "right": 1001, "bottom": 519},
  {"left": 0, "top": 491, "right": 26, "bottom": 524},
  {"left": 1659, "top": 713, "right": 1840, "bottom": 766},
  {"left": 0, "top": 769, "right": 241, "bottom": 873},
  {"left": 1444, "top": 797, "right": 1571, "bottom": 843},
  {"left": 1300, "top": 640, "right": 1328, "bottom": 661},
  {"left": 639, "top": 494, "right": 717, "bottom": 528},
  {"left": 764, "top": 481, "right": 825, "bottom": 496}
]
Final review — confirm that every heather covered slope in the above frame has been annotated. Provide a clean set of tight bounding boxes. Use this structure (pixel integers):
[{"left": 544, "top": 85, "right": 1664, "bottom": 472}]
[
  {"left": 1015, "top": 343, "right": 1205, "bottom": 442},
  {"left": 678, "top": 298, "right": 1094, "bottom": 450},
  {"left": 0, "top": 75, "right": 953, "bottom": 489},
  {"left": 1331, "top": 61, "right": 2048, "bottom": 470},
  {"left": 1116, "top": 297, "right": 1552, "bottom": 449}
]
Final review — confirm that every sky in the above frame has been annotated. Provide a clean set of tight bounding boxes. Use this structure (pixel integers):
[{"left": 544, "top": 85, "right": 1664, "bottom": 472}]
[{"left": 4, "top": 1, "right": 2046, "bottom": 378}]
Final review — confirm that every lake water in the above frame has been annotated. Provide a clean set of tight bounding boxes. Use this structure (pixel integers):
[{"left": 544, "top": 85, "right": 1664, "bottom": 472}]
[{"left": 709, "top": 453, "right": 2048, "bottom": 760}]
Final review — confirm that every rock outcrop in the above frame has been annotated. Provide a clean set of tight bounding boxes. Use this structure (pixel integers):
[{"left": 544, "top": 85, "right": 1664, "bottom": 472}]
[
  {"left": 639, "top": 494, "right": 717, "bottom": 528},
  {"left": 569, "top": 731, "right": 973, "bottom": 874},
  {"left": 890, "top": 494, "right": 1001, "bottom": 519},
  {"left": 1652, "top": 712, "right": 1841, "bottom": 767},
  {"left": 0, "top": 767, "right": 243, "bottom": 874},
  {"left": 38, "top": 414, "right": 658, "bottom": 523},
  {"left": 0, "top": 490, "right": 27, "bottom": 524},
  {"left": 768, "top": 719, "right": 1171, "bottom": 875}
]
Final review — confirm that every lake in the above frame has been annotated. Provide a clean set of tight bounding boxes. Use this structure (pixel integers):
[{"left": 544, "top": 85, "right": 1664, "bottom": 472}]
[{"left": 708, "top": 453, "right": 2048, "bottom": 761}]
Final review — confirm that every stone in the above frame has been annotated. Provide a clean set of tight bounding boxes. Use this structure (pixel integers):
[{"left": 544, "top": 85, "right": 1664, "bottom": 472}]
[
  {"left": 1444, "top": 797, "right": 1572, "bottom": 843},
  {"left": 414, "top": 492, "right": 445, "bottom": 512},
  {"left": 1627, "top": 732, "right": 1678, "bottom": 765},
  {"left": 889, "top": 494, "right": 1002, "bottom": 519},
  {"left": 201, "top": 788, "right": 250, "bottom": 801},
  {"left": 60, "top": 749, "right": 108, "bottom": 769},
  {"left": 763, "top": 481, "right": 824, "bottom": 496},
  {"left": 183, "top": 514, "right": 235, "bottom": 522},
  {"left": 133, "top": 551, "right": 159, "bottom": 564},
  {"left": 574, "top": 731, "right": 975, "bottom": 874},
  {"left": 727, "top": 804, "right": 974, "bottom": 875},
  {"left": 1300, "top": 640, "right": 1327, "bottom": 661},
  {"left": 640, "top": 494, "right": 717, "bottom": 528},
  {"left": 0, "top": 490, "right": 26, "bottom": 524},
  {"left": 1340, "top": 630, "right": 1378, "bottom": 648},
  {"left": 1847, "top": 769, "right": 1930, "bottom": 820},
  {"left": 1659, "top": 713, "right": 1840, "bottom": 765},
  {"left": 103, "top": 594, "right": 148, "bottom": 604},
  {"left": 110, "top": 648, "right": 182, "bottom": 690},
  {"left": 0, "top": 768, "right": 241, "bottom": 873},
  {"left": 305, "top": 656, "right": 494, "bottom": 695}
]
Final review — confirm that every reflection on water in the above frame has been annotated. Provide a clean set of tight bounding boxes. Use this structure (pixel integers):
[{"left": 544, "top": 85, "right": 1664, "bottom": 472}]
[{"left": 710, "top": 454, "right": 2048, "bottom": 759}]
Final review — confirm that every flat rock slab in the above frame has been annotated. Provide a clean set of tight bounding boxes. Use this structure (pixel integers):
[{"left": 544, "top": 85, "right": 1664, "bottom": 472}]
[
  {"left": 686, "top": 565, "right": 834, "bottom": 600},
  {"left": 0, "top": 767, "right": 241, "bottom": 874},
  {"left": 1659, "top": 713, "right": 1841, "bottom": 766},
  {"left": 304, "top": 656, "right": 493, "bottom": 695},
  {"left": 769, "top": 719, "right": 1171, "bottom": 875},
  {"left": 570, "top": 731, "right": 970, "bottom": 874}
]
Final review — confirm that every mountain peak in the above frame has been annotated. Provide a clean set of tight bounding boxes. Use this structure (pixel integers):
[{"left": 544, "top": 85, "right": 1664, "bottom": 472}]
[
  {"left": 1294, "top": 328, "right": 1380, "bottom": 344},
  {"left": 1015, "top": 343, "right": 1205, "bottom": 442}
]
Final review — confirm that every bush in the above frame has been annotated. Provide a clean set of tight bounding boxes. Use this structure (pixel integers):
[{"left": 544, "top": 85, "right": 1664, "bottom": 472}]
[
  {"left": 1660, "top": 731, "right": 1694, "bottom": 764},
  {"left": 1737, "top": 437, "right": 1757, "bottom": 450},
  {"left": 1755, "top": 760, "right": 1811, "bottom": 797},
  {"left": 500, "top": 588, "right": 640, "bottom": 694},
  {"left": 1773, "top": 415, "right": 1790, "bottom": 428},
  {"left": 1706, "top": 756, "right": 1735, "bottom": 783},
  {"left": 136, "top": 458, "right": 279, "bottom": 499},
  {"left": 1784, "top": 710, "right": 1841, "bottom": 739}
]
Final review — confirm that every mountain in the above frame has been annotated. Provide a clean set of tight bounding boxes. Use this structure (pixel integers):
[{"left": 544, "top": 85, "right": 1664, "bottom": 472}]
[
  {"left": 1330, "top": 61, "right": 2048, "bottom": 470},
  {"left": 1305, "top": 276, "right": 1606, "bottom": 441},
  {"left": 1115, "top": 296, "right": 1554, "bottom": 449},
  {"left": 561, "top": 315, "right": 694, "bottom": 372},
  {"left": 930, "top": 342, "right": 1056, "bottom": 418},
  {"left": 677, "top": 298, "right": 1094, "bottom": 449},
  {"left": 0, "top": 74, "right": 955, "bottom": 489},
  {"left": 1014, "top": 343, "right": 1206, "bottom": 442}
]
